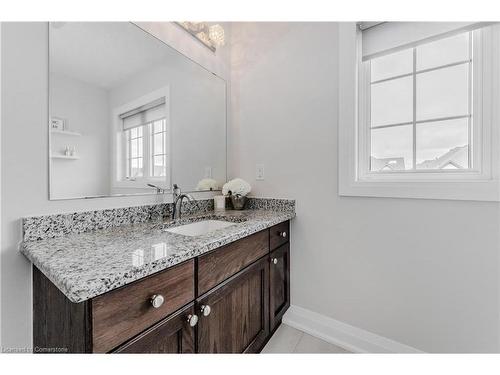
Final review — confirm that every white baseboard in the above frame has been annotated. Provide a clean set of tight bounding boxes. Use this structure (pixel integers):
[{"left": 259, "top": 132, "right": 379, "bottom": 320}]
[{"left": 282, "top": 305, "right": 423, "bottom": 353}]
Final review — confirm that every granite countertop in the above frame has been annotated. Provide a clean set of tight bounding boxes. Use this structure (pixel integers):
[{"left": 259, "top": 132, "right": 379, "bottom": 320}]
[{"left": 21, "top": 209, "right": 295, "bottom": 303}]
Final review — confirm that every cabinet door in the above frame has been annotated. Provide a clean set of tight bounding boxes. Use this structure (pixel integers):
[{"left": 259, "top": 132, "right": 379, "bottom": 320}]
[
  {"left": 197, "top": 257, "right": 269, "bottom": 353},
  {"left": 113, "top": 304, "right": 196, "bottom": 353},
  {"left": 269, "top": 243, "right": 290, "bottom": 332}
]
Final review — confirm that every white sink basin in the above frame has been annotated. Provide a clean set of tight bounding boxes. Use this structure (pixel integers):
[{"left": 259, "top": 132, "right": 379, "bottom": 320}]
[{"left": 166, "top": 220, "right": 236, "bottom": 237}]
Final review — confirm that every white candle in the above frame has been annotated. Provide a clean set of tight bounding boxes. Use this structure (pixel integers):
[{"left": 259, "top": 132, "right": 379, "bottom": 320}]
[{"left": 214, "top": 195, "right": 226, "bottom": 211}]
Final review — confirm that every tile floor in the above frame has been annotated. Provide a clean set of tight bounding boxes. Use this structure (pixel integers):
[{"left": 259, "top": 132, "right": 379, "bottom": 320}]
[{"left": 261, "top": 324, "right": 352, "bottom": 353}]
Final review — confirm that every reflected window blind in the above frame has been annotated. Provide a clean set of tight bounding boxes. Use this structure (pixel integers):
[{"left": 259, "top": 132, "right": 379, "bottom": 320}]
[
  {"left": 120, "top": 97, "right": 166, "bottom": 130},
  {"left": 360, "top": 22, "right": 495, "bottom": 60}
]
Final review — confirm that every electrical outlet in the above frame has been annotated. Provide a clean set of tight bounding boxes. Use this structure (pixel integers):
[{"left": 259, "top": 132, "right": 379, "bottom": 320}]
[
  {"left": 204, "top": 166, "right": 212, "bottom": 178},
  {"left": 256, "top": 164, "right": 265, "bottom": 180}
]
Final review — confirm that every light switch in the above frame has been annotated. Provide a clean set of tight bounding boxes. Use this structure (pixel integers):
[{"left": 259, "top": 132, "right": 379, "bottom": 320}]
[{"left": 256, "top": 164, "right": 265, "bottom": 180}]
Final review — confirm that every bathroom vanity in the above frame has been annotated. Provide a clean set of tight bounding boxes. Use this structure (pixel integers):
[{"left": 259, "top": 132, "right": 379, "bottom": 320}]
[
  {"left": 20, "top": 22, "right": 295, "bottom": 354},
  {"left": 22, "top": 200, "right": 294, "bottom": 353}
]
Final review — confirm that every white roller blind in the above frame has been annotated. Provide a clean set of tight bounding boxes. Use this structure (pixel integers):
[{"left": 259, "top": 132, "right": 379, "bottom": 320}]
[
  {"left": 120, "top": 97, "right": 166, "bottom": 130},
  {"left": 361, "top": 22, "right": 495, "bottom": 60}
]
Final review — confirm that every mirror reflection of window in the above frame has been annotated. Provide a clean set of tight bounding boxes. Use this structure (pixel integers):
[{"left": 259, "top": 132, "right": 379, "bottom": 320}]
[
  {"left": 126, "top": 127, "right": 144, "bottom": 179},
  {"left": 119, "top": 98, "right": 168, "bottom": 183},
  {"left": 151, "top": 120, "right": 167, "bottom": 178}
]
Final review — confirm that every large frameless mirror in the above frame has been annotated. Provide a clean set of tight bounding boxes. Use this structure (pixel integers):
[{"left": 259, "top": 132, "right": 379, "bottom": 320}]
[{"left": 48, "top": 22, "right": 226, "bottom": 200}]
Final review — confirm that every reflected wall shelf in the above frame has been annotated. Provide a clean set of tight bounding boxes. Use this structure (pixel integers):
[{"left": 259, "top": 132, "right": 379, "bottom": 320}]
[{"left": 51, "top": 130, "right": 82, "bottom": 137}]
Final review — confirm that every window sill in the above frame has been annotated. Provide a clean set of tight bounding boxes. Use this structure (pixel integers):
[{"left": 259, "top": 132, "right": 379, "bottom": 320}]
[
  {"left": 339, "top": 178, "right": 500, "bottom": 201},
  {"left": 359, "top": 169, "right": 488, "bottom": 181}
]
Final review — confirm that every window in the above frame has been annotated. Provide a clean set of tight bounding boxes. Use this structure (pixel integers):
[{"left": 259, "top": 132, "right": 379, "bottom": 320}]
[
  {"left": 364, "top": 31, "right": 473, "bottom": 173},
  {"left": 117, "top": 95, "right": 170, "bottom": 186},
  {"left": 124, "top": 119, "right": 167, "bottom": 180},
  {"left": 150, "top": 120, "right": 167, "bottom": 177},
  {"left": 338, "top": 23, "right": 500, "bottom": 201}
]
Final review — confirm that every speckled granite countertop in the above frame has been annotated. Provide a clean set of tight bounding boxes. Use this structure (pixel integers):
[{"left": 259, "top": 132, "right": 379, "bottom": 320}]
[{"left": 21, "top": 209, "right": 295, "bottom": 303}]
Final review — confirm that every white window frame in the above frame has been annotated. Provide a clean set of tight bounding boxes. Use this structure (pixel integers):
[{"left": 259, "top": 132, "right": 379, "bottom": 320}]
[
  {"left": 111, "top": 87, "right": 171, "bottom": 191},
  {"left": 338, "top": 23, "right": 500, "bottom": 201}
]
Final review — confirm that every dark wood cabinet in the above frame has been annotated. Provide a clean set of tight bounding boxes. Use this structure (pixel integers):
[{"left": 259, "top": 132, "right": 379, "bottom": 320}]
[
  {"left": 114, "top": 304, "right": 196, "bottom": 353},
  {"left": 197, "top": 257, "right": 269, "bottom": 353},
  {"left": 33, "top": 220, "right": 291, "bottom": 354},
  {"left": 270, "top": 221, "right": 289, "bottom": 251},
  {"left": 269, "top": 243, "right": 290, "bottom": 332},
  {"left": 197, "top": 230, "right": 269, "bottom": 295},
  {"left": 33, "top": 267, "right": 91, "bottom": 353}
]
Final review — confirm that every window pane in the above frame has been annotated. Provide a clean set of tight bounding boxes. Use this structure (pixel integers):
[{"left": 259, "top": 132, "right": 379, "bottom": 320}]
[
  {"left": 371, "top": 49, "right": 413, "bottom": 82},
  {"left": 416, "top": 118, "right": 469, "bottom": 169},
  {"left": 371, "top": 125, "right": 413, "bottom": 171},
  {"left": 371, "top": 76, "right": 413, "bottom": 127},
  {"left": 417, "top": 32, "right": 469, "bottom": 71},
  {"left": 131, "top": 138, "right": 138, "bottom": 158},
  {"left": 416, "top": 64, "right": 469, "bottom": 121},
  {"left": 153, "top": 133, "right": 164, "bottom": 155},
  {"left": 153, "top": 155, "right": 166, "bottom": 177},
  {"left": 131, "top": 138, "right": 143, "bottom": 158},
  {"left": 131, "top": 158, "right": 143, "bottom": 177},
  {"left": 129, "top": 126, "right": 144, "bottom": 139},
  {"left": 154, "top": 120, "right": 165, "bottom": 134}
]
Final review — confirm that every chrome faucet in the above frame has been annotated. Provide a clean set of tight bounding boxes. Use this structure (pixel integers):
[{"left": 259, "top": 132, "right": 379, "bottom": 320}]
[{"left": 171, "top": 184, "right": 197, "bottom": 220}]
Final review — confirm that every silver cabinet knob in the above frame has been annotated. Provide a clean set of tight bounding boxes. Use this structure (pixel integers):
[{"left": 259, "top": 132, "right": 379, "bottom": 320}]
[
  {"left": 272, "top": 258, "right": 278, "bottom": 265},
  {"left": 187, "top": 314, "right": 199, "bottom": 327},
  {"left": 200, "top": 304, "right": 211, "bottom": 316},
  {"left": 279, "top": 231, "right": 287, "bottom": 238},
  {"left": 150, "top": 294, "right": 165, "bottom": 308}
]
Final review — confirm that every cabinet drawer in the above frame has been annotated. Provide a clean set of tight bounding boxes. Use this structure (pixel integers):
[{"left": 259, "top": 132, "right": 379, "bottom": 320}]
[
  {"left": 198, "top": 230, "right": 269, "bottom": 295},
  {"left": 270, "top": 221, "right": 289, "bottom": 250},
  {"left": 92, "top": 259, "right": 195, "bottom": 353}
]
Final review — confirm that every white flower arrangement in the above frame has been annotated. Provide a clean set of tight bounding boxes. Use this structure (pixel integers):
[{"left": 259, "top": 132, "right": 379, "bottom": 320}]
[
  {"left": 222, "top": 178, "right": 251, "bottom": 197},
  {"left": 196, "top": 178, "right": 219, "bottom": 191}
]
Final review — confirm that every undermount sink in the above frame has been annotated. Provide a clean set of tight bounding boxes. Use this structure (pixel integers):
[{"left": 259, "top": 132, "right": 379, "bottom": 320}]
[{"left": 166, "top": 220, "right": 236, "bottom": 237}]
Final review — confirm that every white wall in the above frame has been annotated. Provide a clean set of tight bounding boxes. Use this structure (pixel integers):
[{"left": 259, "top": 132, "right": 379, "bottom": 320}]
[
  {"left": 0, "top": 22, "right": 230, "bottom": 350},
  {"left": 50, "top": 73, "right": 110, "bottom": 198},
  {"left": 229, "top": 22, "right": 500, "bottom": 352}
]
